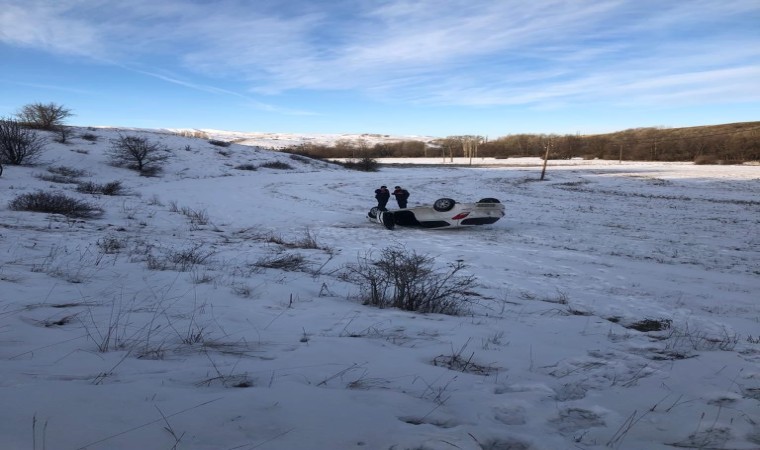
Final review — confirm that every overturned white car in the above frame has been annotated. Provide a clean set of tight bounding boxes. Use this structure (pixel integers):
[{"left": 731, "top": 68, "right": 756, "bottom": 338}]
[{"left": 368, "top": 198, "right": 505, "bottom": 230}]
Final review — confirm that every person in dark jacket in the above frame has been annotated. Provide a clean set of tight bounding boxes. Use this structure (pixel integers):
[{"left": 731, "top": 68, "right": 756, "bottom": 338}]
[
  {"left": 375, "top": 185, "right": 390, "bottom": 211},
  {"left": 392, "top": 186, "right": 410, "bottom": 208}
]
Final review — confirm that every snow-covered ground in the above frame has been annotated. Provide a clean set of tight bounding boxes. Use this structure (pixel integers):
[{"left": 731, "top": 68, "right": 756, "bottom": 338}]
[{"left": 1, "top": 127, "right": 758, "bottom": 450}]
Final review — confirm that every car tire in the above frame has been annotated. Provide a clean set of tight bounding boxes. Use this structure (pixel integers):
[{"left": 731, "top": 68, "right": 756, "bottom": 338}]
[
  {"left": 477, "top": 198, "right": 501, "bottom": 203},
  {"left": 433, "top": 198, "right": 456, "bottom": 212},
  {"left": 368, "top": 207, "right": 379, "bottom": 219},
  {"left": 381, "top": 211, "right": 395, "bottom": 230}
]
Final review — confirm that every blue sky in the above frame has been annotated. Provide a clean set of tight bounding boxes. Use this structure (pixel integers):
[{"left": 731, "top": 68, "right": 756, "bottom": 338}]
[{"left": 1, "top": 0, "right": 758, "bottom": 138}]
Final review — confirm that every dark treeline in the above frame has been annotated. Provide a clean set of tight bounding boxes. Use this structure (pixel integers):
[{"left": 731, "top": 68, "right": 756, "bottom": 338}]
[
  {"left": 283, "top": 139, "right": 428, "bottom": 159},
  {"left": 282, "top": 122, "right": 760, "bottom": 163}
]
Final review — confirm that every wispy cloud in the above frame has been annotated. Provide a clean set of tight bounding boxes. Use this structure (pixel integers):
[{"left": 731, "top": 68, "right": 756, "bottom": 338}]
[
  {"left": 0, "top": 78, "right": 96, "bottom": 95},
  {"left": 0, "top": 2, "right": 104, "bottom": 56},
  {"left": 125, "top": 66, "right": 317, "bottom": 116},
  {"left": 2, "top": 0, "right": 758, "bottom": 110}
]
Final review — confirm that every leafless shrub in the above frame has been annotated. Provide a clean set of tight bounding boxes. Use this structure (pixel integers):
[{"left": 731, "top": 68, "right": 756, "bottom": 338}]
[
  {"left": 234, "top": 163, "right": 257, "bottom": 171},
  {"left": 15, "top": 102, "right": 73, "bottom": 130},
  {"left": 266, "top": 228, "right": 323, "bottom": 250},
  {"left": 180, "top": 206, "right": 210, "bottom": 227},
  {"left": 341, "top": 245, "right": 478, "bottom": 315},
  {"left": 107, "top": 134, "right": 171, "bottom": 174},
  {"left": 0, "top": 117, "right": 47, "bottom": 164},
  {"left": 9, "top": 191, "right": 103, "bottom": 218},
  {"left": 627, "top": 318, "right": 672, "bottom": 332},
  {"left": 253, "top": 252, "right": 309, "bottom": 272},
  {"left": 147, "top": 244, "right": 214, "bottom": 272},
  {"left": 54, "top": 125, "right": 74, "bottom": 144},
  {"left": 80, "top": 132, "right": 98, "bottom": 142},
  {"left": 97, "top": 235, "right": 126, "bottom": 254},
  {"left": 166, "top": 201, "right": 211, "bottom": 228},
  {"left": 340, "top": 156, "right": 379, "bottom": 172},
  {"left": 36, "top": 173, "right": 79, "bottom": 184},
  {"left": 259, "top": 161, "right": 293, "bottom": 170},
  {"left": 208, "top": 139, "right": 231, "bottom": 147},
  {"left": 50, "top": 165, "right": 88, "bottom": 178},
  {"left": 77, "top": 180, "right": 125, "bottom": 196},
  {"left": 169, "top": 245, "right": 214, "bottom": 271}
]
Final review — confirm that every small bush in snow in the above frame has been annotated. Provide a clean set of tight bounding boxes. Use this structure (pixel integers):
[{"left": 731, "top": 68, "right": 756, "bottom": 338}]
[
  {"left": 97, "top": 235, "right": 126, "bottom": 254},
  {"left": 208, "top": 139, "right": 231, "bottom": 147},
  {"left": 253, "top": 252, "right": 309, "bottom": 272},
  {"left": 9, "top": 191, "right": 103, "bottom": 218},
  {"left": 259, "top": 161, "right": 293, "bottom": 170},
  {"left": 0, "top": 118, "right": 47, "bottom": 165},
  {"left": 146, "top": 244, "right": 214, "bottom": 272},
  {"left": 627, "top": 318, "right": 672, "bottom": 332},
  {"left": 107, "top": 134, "right": 170, "bottom": 175},
  {"left": 36, "top": 166, "right": 88, "bottom": 184},
  {"left": 265, "top": 228, "right": 323, "bottom": 250},
  {"left": 340, "top": 156, "right": 379, "bottom": 172},
  {"left": 234, "top": 163, "right": 257, "bottom": 171},
  {"left": 342, "top": 246, "right": 478, "bottom": 315},
  {"left": 178, "top": 206, "right": 210, "bottom": 228},
  {"left": 50, "top": 166, "right": 88, "bottom": 178},
  {"left": 77, "top": 181, "right": 125, "bottom": 196}
]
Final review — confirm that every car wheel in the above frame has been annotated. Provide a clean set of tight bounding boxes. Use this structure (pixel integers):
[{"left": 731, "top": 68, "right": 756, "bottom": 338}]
[
  {"left": 433, "top": 198, "right": 456, "bottom": 212},
  {"left": 477, "top": 198, "right": 501, "bottom": 203},
  {"left": 368, "top": 207, "right": 379, "bottom": 219},
  {"left": 381, "top": 211, "right": 395, "bottom": 230}
]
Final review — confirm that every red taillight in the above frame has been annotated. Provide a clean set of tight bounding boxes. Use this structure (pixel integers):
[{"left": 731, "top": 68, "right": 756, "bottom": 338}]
[{"left": 451, "top": 212, "right": 470, "bottom": 220}]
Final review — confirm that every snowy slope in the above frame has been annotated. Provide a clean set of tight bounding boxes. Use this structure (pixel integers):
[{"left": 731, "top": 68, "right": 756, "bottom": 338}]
[{"left": 1, "top": 126, "right": 758, "bottom": 450}]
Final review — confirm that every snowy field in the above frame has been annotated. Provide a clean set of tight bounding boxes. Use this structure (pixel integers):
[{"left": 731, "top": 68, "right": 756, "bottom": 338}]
[{"left": 1, "top": 127, "right": 759, "bottom": 450}]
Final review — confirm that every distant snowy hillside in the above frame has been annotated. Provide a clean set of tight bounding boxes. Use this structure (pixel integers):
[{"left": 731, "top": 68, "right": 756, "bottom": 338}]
[{"left": 169, "top": 128, "right": 439, "bottom": 150}]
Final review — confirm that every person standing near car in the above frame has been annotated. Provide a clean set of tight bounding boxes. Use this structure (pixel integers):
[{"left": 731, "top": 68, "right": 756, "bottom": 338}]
[
  {"left": 392, "top": 186, "right": 410, "bottom": 208},
  {"left": 375, "top": 185, "right": 390, "bottom": 211}
]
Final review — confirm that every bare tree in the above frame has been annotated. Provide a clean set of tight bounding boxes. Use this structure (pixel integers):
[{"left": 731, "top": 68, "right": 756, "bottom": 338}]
[
  {"left": 16, "top": 102, "right": 74, "bottom": 131},
  {"left": 0, "top": 118, "right": 47, "bottom": 165},
  {"left": 460, "top": 135, "right": 483, "bottom": 163},
  {"left": 436, "top": 137, "right": 461, "bottom": 162},
  {"left": 107, "top": 135, "right": 171, "bottom": 174},
  {"left": 559, "top": 133, "right": 583, "bottom": 159}
]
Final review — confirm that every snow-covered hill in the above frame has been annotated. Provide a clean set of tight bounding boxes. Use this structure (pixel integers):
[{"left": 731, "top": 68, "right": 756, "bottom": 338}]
[{"left": 169, "top": 128, "right": 439, "bottom": 150}]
